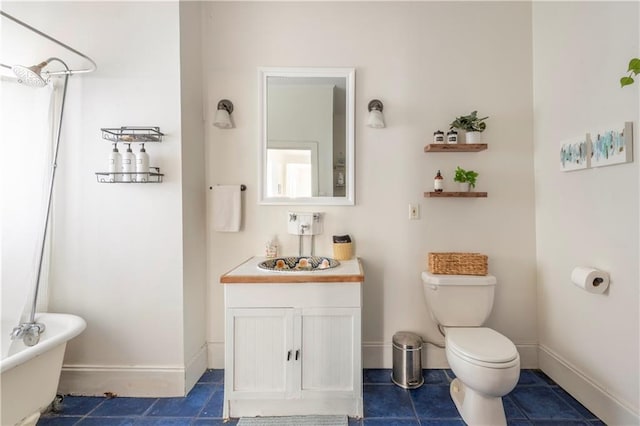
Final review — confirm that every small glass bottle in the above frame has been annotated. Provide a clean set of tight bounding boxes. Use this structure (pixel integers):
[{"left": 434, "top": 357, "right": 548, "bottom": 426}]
[
  {"left": 433, "top": 130, "right": 445, "bottom": 143},
  {"left": 447, "top": 130, "right": 458, "bottom": 144},
  {"left": 434, "top": 170, "right": 444, "bottom": 192},
  {"left": 265, "top": 236, "right": 278, "bottom": 258}
]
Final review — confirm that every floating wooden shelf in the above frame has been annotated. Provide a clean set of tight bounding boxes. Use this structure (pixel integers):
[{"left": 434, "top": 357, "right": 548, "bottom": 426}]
[
  {"left": 425, "top": 191, "right": 488, "bottom": 198},
  {"left": 424, "top": 144, "right": 487, "bottom": 152}
]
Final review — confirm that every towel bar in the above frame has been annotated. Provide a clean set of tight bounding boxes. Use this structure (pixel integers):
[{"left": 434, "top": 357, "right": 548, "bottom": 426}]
[{"left": 209, "top": 184, "right": 246, "bottom": 191}]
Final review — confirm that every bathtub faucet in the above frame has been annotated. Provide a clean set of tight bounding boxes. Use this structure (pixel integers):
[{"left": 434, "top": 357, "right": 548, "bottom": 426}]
[{"left": 10, "top": 322, "right": 46, "bottom": 346}]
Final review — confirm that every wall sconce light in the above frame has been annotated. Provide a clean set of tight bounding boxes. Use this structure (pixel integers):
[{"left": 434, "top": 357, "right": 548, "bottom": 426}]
[
  {"left": 213, "top": 99, "right": 234, "bottom": 129},
  {"left": 366, "top": 99, "right": 385, "bottom": 129}
]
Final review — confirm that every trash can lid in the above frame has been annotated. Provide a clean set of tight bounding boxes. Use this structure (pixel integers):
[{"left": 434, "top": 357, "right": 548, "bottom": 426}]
[{"left": 393, "top": 331, "right": 423, "bottom": 349}]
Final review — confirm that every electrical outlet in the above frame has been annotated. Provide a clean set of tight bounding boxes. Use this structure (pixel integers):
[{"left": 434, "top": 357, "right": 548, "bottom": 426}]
[{"left": 409, "top": 204, "right": 420, "bottom": 220}]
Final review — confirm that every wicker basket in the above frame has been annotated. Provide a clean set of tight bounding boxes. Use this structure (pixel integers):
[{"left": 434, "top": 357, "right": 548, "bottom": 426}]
[
  {"left": 428, "top": 252, "right": 488, "bottom": 276},
  {"left": 333, "top": 242, "right": 353, "bottom": 260}
]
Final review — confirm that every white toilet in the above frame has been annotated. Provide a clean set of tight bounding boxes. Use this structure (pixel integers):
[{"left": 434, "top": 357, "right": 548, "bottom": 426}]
[{"left": 421, "top": 272, "right": 520, "bottom": 426}]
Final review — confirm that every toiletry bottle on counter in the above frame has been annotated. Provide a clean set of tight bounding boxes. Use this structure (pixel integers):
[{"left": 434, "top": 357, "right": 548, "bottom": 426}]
[
  {"left": 121, "top": 143, "right": 134, "bottom": 182},
  {"left": 136, "top": 143, "right": 149, "bottom": 182},
  {"left": 434, "top": 170, "right": 444, "bottom": 192},
  {"left": 266, "top": 236, "right": 278, "bottom": 258},
  {"left": 108, "top": 143, "right": 121, "bottom": 182}
]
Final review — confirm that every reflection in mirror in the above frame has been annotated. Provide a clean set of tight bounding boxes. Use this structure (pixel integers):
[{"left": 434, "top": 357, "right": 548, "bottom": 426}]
[
  {"left": 267, "top": 143, "right": 316, "bottom": 198},
  {"left": 259, "top": 67, "right": 355, "bottom": 205}
]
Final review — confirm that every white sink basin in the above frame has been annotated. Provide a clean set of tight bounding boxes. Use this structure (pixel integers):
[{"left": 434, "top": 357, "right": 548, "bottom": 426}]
[{"left": 258, "top": 256, "right": 340, "bottom": 272}]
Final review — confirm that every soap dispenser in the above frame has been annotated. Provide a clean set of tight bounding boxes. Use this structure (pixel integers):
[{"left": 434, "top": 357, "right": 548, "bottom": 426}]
[
  {"left": 434, "top": 170, "right": 444, "bottom": 192},
  {"left": 136, "top": 143, "right": 149, "bottom": 182},
  {"left": 108, "top": 143, "right": 121, "bottom": 182},
  {"left": 121, "top": 143, "right": 134, "bottom": 182}
]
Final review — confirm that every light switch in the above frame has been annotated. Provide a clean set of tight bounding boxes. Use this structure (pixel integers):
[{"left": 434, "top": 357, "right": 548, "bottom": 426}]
[{"left": 409, "top": 204, "right": 420, "bottom": 220}]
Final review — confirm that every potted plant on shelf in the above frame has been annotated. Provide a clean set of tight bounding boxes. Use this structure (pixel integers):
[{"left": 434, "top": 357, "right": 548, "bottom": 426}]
[
  {"left": 449, "top": 110, "right": 488, "bottom": 143},
  {"left": 454, "top": 166, "right": 478, "bottom": 192}
]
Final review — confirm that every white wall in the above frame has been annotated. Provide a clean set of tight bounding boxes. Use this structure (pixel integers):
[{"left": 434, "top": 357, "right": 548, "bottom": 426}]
[
  {"left": 2, "top": 1, "right": 204, "bottom": 397},
  {"left": 204, "top": 2, "right": 538, "bottom": 369},
  {"left": 532, "top": 2, "right": 639, "bottom": 424},
  {"left": 179, "top": 1, "right": 208, "bottom": 392}
]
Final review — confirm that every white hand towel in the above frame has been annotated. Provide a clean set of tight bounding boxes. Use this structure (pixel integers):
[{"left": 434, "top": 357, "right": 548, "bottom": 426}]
[{"left": 213, "top": 185, "right": 242, "bottom": 232}]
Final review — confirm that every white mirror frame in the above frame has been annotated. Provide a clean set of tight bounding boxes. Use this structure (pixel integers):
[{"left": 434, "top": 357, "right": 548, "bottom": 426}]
[{"left": 259, "top": 67, "right": 355, "bottom": 206}]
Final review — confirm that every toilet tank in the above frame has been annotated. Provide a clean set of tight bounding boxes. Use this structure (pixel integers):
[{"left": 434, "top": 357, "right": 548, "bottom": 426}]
[{"left": 421, "top": 272, "right": 496, "bottom": 327}]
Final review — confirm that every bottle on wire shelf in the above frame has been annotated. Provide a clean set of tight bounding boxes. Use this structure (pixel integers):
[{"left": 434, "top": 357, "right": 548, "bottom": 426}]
[
  {"left": 136, "top": 143, "right": 150, "bottom": 182},
  {"left": 121, "top": 143, "right": 134, "bottom": 182},
  {"left": 108, "top": 143, "right": 121, "bottom": 182}
]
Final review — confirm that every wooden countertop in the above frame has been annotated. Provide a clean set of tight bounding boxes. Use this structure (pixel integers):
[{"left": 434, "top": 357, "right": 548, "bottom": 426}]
[{"left": 220, "top": 256, "right": 364, "bottom": 284}]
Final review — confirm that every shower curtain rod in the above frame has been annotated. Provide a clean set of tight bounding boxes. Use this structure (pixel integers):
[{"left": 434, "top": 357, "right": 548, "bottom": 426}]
[{"left": 0, "top": 10, "right": 97, "bottom": 76}]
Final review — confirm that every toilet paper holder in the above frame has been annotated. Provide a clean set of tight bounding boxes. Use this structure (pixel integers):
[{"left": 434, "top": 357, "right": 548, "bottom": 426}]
[{"left": 571, "top": 267, "right": 610, "bottom": 294}]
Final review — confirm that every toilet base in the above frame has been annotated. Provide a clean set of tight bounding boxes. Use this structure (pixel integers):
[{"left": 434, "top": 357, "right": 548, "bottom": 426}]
[{"left": 450, "top": 378, "right": 507, "bottom": 426}]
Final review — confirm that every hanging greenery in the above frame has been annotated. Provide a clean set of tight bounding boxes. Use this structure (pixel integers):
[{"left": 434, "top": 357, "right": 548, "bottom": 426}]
[{"left": 620, "top": 58, "right": 640, "bottom": 87}]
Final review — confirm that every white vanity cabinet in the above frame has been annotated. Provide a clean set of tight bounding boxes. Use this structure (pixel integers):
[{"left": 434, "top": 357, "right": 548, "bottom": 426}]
[{"left": 221, "top": 257, "right": 364, "bottom": 419}]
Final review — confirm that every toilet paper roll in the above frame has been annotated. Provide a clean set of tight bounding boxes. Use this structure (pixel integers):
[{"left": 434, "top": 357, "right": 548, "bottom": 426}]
[{"left": 571, "top": 267, "right": 610, "bottom": 294}]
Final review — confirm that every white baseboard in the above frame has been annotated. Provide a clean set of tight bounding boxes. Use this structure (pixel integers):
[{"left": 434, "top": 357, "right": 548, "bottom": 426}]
[
  {"left": 207, "top": 341, "right": 225, "bottom": 368},
  {"left": 363, "top": 341, "right": 538, "bottom": 369},
  {"left": 185, "top": 344, "right": 208, "bottom": 393},
  {"left": 539, "top": 345, "right": 639, "bottom": 425},
  {"left": 58, "top": 365, "right": 186, "bottom": 397}
]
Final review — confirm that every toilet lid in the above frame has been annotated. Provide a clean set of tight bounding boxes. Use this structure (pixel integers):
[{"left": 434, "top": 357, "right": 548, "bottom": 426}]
[{"left": 446, "top": 327, "right": 518, "bottom": 364}]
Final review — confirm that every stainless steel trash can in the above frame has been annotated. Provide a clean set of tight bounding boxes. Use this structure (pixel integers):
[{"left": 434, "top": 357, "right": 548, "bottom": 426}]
[{"left": 392, "top": 331, "right": 424, "bottom": 389}]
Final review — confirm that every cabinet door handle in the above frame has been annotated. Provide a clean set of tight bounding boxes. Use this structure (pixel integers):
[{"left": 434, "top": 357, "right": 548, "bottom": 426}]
[
  {"left": 287, "top": 350, "right": 292, "bottom": 361},
  {"left": 295, "top": 349, "right": 300, "bottom": 361}
]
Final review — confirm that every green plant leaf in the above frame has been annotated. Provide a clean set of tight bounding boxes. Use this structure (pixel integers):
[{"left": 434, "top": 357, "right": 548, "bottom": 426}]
[
  {"left": 621, "top": 76, "right": 635, "bottom": 87},
  {"left": 628, "top": 58, "right": 640, "bottom": 74},
  {"left": 453, "top": 166, "right": 465, "bottom": 183},
  {"left": 467, "top": 170, "right": 478, "bottom": 187},
  {"left": 453, "top": 166, "right": 478, "bottom": 186},
  {"left": 450, "top": 111, "right": 488, "bottom": 132}
]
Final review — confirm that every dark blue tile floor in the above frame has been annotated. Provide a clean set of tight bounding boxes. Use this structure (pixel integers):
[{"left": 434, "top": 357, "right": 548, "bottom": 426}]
[{"left": 38, "top": 369, "right": 604, "bottom": 426}]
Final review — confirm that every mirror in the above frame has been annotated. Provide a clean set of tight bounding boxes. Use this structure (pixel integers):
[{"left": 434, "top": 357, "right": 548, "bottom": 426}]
[{"left": 259, "top": 67, "right": 355, "bottom": 205}]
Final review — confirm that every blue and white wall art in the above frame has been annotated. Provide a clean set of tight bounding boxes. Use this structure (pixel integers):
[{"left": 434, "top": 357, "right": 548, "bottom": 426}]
[
  {"left": 589, "top": 122, "right": 633, "bottom": 168},
  {"left": 560, "top": 122, "right": 634, "bottom": 172},
  {"left": 560, "top": 136, "right": 589, "bottom": 171}
]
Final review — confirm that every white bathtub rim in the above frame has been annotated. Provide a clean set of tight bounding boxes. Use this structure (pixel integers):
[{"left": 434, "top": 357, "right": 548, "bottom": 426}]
[{"left": 1, "top": 312, "right": 86, "bottom": 373}]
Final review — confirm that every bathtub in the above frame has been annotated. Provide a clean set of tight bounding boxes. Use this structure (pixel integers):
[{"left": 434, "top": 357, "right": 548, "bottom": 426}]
[{"left": 1, "top": 313, "right": 86, "bottom": 426}]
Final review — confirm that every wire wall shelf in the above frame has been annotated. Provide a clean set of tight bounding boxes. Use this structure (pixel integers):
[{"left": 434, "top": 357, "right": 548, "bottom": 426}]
[
  {"left": 96, "top": 168, "right": 164, "bottom": 183},
  {"left": 101, "top": 126, "right": 164, "bottom": 143}
]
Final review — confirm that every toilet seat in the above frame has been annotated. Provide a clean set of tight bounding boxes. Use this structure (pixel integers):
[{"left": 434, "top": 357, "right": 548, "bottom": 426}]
[{"left": 446, "top": 327, "right": 519, "bottom": 369}]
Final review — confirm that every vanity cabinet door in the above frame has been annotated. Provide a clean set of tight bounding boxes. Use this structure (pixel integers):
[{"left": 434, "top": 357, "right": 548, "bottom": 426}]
[
  {"left": 222, "top": 280, "right": 363, "bottom": 418},
  {"left": 226, "top": 308, "right": 296, "bottom": 399},
  {"left": 300, "top": 307, "right": 361, "bottom": 398}
]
